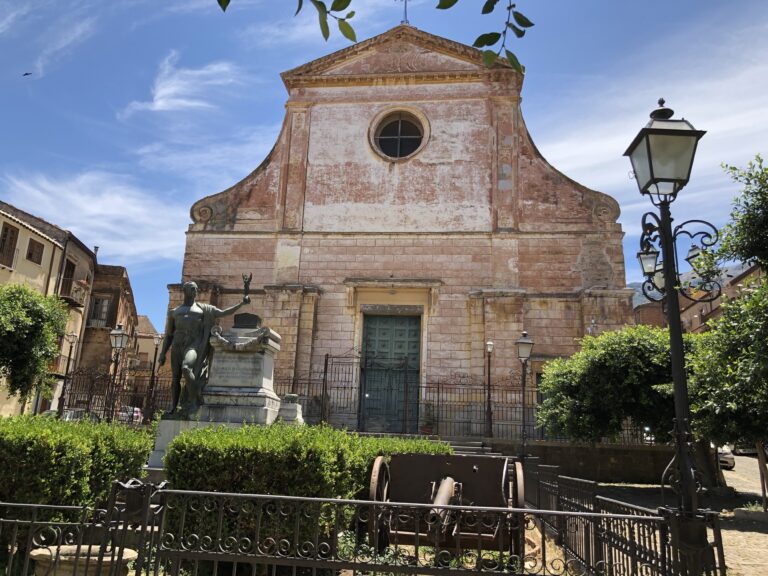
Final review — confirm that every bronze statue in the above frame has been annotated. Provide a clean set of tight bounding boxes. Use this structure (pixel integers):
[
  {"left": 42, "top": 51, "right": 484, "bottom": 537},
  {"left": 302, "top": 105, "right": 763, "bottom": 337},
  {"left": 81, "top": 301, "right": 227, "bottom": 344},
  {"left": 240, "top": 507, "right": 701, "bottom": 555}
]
[{"left": 159, "top": 279, "right": 250, "bottom": 415}]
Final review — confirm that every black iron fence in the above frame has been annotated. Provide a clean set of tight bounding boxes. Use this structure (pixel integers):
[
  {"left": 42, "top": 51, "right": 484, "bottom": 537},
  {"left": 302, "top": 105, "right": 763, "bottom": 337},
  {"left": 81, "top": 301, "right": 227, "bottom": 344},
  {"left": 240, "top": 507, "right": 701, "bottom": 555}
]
[
  {"left": 523, "top": 462, "right": 726, "bottom": 576},
  {"left": 276, "top": 363, "right": 646, "bottom": 443},
  {"left": 59, "top": 358, "right": 646, "bottom": 444},
  {"left": 0, "top": 478, "right": 723, "bottom": 576},
  {"left": 62, "top": 368, "right": 173, "bottom": 424}
]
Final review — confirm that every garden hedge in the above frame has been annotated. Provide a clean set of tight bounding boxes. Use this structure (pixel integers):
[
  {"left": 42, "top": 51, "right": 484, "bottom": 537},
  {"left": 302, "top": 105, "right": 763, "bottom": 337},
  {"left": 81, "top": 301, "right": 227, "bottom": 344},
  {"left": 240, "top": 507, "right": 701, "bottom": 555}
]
[
  {"left": 0, "top": 416, "right": 154, "bottom": 506},
  {"left": 165, "top": 423, "right": 451, "bottom": 498}
]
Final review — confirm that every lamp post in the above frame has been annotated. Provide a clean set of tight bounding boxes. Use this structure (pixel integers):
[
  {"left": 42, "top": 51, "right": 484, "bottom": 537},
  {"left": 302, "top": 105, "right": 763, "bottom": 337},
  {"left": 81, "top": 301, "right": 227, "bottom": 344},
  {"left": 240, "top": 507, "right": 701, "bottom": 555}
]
[
  {"left": 57, "top": 331, "right": 78, "bottom": 418},
  {"left": 625, "top": 100, "right": 720, "bottom": 575},
  {"left": 485, "top": 341, "right": 494, "bottom": 437},
  {"left": 108, "top": 323, "right": 129, "bottom": 422},
  {"left": 146, "top": 333, "right": 162, "bottom": 422},
  {"left": 515, "top": 331, "right": 534, "bottom": 459}
]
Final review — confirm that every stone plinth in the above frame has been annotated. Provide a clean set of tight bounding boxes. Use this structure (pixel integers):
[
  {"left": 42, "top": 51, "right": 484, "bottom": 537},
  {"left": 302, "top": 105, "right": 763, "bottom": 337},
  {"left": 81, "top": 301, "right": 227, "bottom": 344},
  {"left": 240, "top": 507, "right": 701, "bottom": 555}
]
[{"left": 199, "top": 324, "right": 282, "bottom": 424}]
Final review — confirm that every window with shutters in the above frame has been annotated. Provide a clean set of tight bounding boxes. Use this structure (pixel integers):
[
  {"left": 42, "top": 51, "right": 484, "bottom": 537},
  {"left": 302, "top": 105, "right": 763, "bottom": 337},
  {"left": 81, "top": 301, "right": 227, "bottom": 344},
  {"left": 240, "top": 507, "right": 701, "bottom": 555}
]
[
  {"left": 0, "top": 223, "right": 19, "bottom": 268},
  {"left": 88, "top": 295, "right": 111, "bottom": 328},
  {"left": 60, "top": 259, "right": 76, "bottom": 297},
  {"left": 26, "top": 238, "right": 45, "bottom": 265}
]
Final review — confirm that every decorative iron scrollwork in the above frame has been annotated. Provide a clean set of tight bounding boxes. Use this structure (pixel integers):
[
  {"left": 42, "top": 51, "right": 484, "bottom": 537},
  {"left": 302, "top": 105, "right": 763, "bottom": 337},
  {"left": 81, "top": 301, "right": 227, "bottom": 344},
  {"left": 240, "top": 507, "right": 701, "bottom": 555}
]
[{"left": 638, "top": 211, "right": 722, "bottom": 303}]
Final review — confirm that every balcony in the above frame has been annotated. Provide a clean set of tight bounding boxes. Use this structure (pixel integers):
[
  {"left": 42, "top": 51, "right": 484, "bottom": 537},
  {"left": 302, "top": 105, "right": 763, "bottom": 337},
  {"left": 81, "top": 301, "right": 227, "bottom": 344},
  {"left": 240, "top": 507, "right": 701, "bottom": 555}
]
[
  {"left": 60, "top": 279, "right": 89, "bottom": 308},
  {"left": 48, "top": 354, "right": 70, "bottom": 378}
]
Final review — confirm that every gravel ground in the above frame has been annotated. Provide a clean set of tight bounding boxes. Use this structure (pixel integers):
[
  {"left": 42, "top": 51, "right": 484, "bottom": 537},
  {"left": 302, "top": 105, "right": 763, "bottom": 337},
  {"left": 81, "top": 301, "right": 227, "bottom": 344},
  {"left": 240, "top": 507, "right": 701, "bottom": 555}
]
[{"left": 599, "top": 456, "right": 768, "bottom": 576}]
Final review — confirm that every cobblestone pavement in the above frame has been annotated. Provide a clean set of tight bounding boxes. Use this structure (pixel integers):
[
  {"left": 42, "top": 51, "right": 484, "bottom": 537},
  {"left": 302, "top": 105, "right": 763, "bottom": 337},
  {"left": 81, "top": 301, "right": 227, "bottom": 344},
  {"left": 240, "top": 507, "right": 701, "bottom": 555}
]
[
  {"left": 599, "top": 456, "right": 768, "bottom": 576},
  {"left": 719, "top": 456, "right": 768, "bottom": 576}
]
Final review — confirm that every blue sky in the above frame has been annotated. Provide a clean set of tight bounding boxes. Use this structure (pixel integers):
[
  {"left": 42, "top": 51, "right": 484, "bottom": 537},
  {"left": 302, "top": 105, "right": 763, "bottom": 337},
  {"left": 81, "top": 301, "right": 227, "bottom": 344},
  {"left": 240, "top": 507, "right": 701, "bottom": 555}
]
[{"left": 1, "top": 0, "right": 767, "bottom": 332}]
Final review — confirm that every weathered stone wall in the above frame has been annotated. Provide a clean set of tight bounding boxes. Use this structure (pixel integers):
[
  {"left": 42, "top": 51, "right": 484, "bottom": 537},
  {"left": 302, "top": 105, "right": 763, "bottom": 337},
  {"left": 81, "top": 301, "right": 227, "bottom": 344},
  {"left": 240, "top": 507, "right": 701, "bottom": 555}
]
[
  {"left": 174, "top": 25, "right": 634, "bottom": 425},
  {"left": 179, "top": 230, "right": 631, "bottom": 383}
]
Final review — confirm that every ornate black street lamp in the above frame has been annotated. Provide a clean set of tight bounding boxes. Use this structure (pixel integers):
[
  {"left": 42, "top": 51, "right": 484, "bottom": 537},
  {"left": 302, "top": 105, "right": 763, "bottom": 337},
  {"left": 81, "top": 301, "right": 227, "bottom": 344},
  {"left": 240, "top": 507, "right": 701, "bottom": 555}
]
[
  {"left": 57, "top": 331, "right": 78, "bottom": 418},
  {"left": 107, "top": 323, "right": 129, "bottom": 422},
  {"left": 515, "top": 331, "right": 534, "bottom": 459},
  {"left": 485, "top": 341, "right": 494, "bottom": 437},
  {"left": 625, "top": 99, "right": 720, "bottom": 574}
]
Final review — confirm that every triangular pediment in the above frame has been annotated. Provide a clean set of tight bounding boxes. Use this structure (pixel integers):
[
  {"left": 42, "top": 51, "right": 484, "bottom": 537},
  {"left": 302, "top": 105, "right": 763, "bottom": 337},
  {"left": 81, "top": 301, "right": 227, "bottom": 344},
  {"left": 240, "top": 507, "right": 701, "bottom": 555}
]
[{"left": 282, "top": 25, "right": 513, "bottom": 86}]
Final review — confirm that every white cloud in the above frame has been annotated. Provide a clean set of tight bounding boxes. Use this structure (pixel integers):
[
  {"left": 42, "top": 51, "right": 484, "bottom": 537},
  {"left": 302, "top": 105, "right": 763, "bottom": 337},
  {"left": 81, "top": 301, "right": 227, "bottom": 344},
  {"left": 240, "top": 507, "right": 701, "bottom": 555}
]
[
  {"left": 532, "top": 17, "right": 768, "bottom": 237},
  {"left": 119, "top": 51, "right": 243, "bottom": 119},
  {"left": 134, "top": 124, "right": 281, "bottom": 192},
  {"left": 237, "top": 0, "right": 428, "bottom": 49},
  {"left": 1, "top": 171, "right": 189, "bottom": 264},
  {"left": 34, "top": 16, "right": 96, "bottom": 76},
  {"left": 0, "top": 4, "right": 31, "bottom": 35}
]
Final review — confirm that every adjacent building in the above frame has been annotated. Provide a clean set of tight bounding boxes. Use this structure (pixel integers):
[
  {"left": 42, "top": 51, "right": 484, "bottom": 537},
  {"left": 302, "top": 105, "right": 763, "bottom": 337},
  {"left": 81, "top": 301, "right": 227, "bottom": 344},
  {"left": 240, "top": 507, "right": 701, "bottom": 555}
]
[
  {"left": 135, "top": 315, "right": 162, "bottom": 372},
  {"left": 0, "top": 200, "right": 96, "bottom": 415},
  {"left": 78, "top": 264, "right": 139, "bottom": 373},
  {"left": 0, "top": 201, "right": 145, "bottom": 417},
  {"left": 679, "top": 262, "right": 763, "bottom": 333}
]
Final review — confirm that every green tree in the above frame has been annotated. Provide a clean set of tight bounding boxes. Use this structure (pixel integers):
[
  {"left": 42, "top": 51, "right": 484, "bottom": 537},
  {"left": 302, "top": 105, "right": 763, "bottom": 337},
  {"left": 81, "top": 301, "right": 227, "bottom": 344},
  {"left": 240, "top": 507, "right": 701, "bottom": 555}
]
[
  {"left": 0, "top": 284, "right": 68, "bottom": 401},
  {"left": 215, "top": 0, "right": 532, "bottom": 72},
  {"left": 718, "top": 154, "right": 768, "bottom": 266},
  {"left": 690, "top": 282, "right": 768, "bottom": 508},
  {"left": 537, "top": 325, "right": 678, "bottom": 443}
]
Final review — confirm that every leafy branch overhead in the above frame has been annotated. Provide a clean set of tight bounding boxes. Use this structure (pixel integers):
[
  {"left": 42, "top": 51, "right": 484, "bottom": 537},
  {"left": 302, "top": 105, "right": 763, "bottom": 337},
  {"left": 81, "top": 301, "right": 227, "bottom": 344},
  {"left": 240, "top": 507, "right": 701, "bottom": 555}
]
[
  {"left": 218, "top": 0, "right": 357, "bottom": 42},
  {"left": 216, "top": 0, "right": 532, "bottom": 71},
  {"left": 441, "top": 0, "right": 533, "bottom": 72}
]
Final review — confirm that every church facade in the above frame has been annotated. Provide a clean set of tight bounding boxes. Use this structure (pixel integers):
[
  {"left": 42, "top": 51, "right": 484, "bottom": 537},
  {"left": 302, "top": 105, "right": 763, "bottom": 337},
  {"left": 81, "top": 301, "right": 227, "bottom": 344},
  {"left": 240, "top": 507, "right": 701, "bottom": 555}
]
[{"left": 172, "top": 25, "right": 633, "bottom": 435}]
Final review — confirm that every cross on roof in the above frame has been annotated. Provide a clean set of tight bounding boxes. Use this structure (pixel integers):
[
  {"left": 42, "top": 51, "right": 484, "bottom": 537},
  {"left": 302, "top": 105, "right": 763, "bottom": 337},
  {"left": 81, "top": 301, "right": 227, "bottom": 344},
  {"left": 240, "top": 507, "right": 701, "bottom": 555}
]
[{"left": 398, "top": 0, "right": 409, "bottom": 25}]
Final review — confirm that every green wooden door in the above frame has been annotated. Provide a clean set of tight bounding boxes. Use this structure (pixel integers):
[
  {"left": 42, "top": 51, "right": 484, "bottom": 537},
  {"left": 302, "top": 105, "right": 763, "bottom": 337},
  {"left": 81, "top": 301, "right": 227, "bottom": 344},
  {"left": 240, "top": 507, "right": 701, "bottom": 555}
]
[{"left": 360, "top": 315, "right": 421, "bottom": 434}]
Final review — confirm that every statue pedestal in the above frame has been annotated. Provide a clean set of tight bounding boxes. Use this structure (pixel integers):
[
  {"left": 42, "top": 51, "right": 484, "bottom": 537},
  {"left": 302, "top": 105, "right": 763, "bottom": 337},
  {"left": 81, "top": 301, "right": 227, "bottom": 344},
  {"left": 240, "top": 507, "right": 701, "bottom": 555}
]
[
  {"left": 199, "top": 325, "right": 282, "bottom": 424},
  {"left": 148, "top": 318, "right": 283, "bottom": 469}
]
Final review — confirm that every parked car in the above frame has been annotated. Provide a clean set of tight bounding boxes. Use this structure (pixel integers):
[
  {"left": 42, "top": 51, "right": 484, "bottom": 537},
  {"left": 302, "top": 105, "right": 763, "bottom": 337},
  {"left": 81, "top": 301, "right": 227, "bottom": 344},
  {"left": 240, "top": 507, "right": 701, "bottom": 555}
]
[
  {"left": 117, "top": 406, "right": 143, "bottom": 424},
  {"left": 717, "top": 445, "right": 736, "bottom": 470},
  {"left": 61, "top": 408, "right": 100, "bottom": 422},
  {"left": 732, "top": 442, "right": 757, "bottom": 455}
]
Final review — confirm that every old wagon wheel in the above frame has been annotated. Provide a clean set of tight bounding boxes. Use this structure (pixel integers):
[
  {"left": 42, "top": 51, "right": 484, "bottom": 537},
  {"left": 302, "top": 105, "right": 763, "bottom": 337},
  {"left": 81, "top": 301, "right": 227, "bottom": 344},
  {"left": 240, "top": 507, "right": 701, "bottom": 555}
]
[
  {"left": 509, "top": 460, "right": 526, "bottom": 558},
  {"left": 367, "top": 455, "right": 391, "bottom": 552},
  {"left": 369, "top": 455, "right": 390, "bottom": 502}
]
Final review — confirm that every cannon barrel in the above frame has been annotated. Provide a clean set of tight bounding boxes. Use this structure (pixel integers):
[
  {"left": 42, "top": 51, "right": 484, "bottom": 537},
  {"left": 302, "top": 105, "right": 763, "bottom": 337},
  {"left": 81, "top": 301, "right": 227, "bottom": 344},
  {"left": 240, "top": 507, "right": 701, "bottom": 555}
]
[{"left": 429, "top": 476, "right": 456, "bottom": 522}]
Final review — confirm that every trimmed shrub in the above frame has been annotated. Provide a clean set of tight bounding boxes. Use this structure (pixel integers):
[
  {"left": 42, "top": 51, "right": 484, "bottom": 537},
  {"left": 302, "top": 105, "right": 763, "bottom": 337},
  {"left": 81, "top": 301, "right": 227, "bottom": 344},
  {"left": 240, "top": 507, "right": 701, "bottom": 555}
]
[
  {"left": 0, "top": 416, "right": 154, "bottom": 506},
  {"left": 165, "top": 423, "right": 451, "bottom": 498}
]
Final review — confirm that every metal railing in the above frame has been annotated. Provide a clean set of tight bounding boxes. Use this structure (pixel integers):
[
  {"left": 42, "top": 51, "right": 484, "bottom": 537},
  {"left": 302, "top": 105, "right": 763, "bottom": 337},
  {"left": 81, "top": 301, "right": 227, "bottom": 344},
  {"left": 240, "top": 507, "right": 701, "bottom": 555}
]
[
  {"left": 523, "top": 462, "right": 726, "bottom": 576},
  {"left": 60, "top": 362, "right": 646, "bottom": 444},
  {"left": 62, "top": 368, "right": 173, "bottom": 424},
  {"left": 0, "top": 479, "right": 698, "bottom": 576},
  {"left": 276, "top": 369, "right": 646, "bottom": 443}
]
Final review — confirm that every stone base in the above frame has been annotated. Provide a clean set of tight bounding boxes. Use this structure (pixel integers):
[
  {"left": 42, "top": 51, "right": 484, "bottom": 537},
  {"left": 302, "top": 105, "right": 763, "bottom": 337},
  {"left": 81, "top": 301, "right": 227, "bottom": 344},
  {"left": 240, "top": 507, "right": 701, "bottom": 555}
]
[
  {"left": 147, "top": 392, "right": 283, "bottom": 469},
  {"left": 277, "top": 394, "right": 304, "bottom": 425},
  {"left": 148, "top": 419, "right": 215, "bottom": 468},
  {"left": 198, "top": 391, "right": 281, "bottom": 424},
  {"left": 30, "top": 545, "right": 137, "bottom": 576}
]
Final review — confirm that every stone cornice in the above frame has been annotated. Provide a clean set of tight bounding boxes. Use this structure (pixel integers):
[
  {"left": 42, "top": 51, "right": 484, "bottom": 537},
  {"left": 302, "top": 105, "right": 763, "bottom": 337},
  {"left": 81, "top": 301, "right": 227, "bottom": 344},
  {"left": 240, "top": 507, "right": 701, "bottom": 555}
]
[
  {"left": 343, "top": 278, "right": 443, "bottom": 288},
  {"left": 284, "top": 69, "right": 518, "bottom": 90}
]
